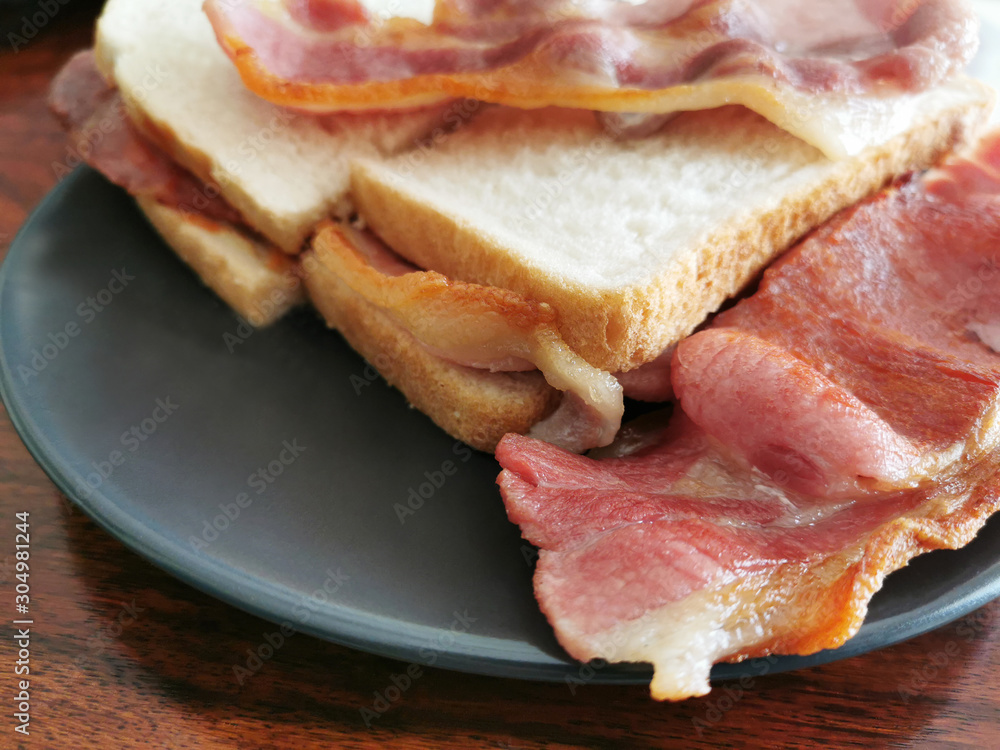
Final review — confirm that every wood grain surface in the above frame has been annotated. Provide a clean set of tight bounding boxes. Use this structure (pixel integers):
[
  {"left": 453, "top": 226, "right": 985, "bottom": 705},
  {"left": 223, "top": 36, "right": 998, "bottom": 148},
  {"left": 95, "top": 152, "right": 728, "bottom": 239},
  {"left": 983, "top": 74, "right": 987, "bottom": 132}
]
[{"left": 2, "top": 7, "right": 1000, "bottom": 750}]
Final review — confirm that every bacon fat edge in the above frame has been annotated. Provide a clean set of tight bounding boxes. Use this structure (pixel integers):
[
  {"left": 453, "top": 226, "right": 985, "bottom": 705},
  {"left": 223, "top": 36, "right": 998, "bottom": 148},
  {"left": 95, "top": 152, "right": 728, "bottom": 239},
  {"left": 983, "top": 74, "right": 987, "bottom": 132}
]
[
  {"left": 497, "top": 131, "right": 1000, "bottom": 700},
  {"left": 204, "top": 0, "right": 981, "bottom": 157}
]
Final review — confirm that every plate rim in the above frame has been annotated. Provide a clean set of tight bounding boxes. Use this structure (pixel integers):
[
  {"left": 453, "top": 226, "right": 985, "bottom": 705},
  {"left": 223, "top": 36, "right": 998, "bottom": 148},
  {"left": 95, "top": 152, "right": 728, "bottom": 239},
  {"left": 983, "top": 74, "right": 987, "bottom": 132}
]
[{"left": 4, "top": 167, "right": 1000, "bottom": 687}]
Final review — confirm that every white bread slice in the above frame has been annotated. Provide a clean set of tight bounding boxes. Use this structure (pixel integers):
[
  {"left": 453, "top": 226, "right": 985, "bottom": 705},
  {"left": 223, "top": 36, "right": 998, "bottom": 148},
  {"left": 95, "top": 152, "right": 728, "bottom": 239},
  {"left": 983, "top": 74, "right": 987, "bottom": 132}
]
[
  {"left": 95, "top": 0, "right": 453, "bottom": 254},
  {"left": 303, "top": 249, "right": 560, "bottom": 451},
  {"left": 136, "top": 198, "right": 304, "bottom": 326},
  {"left": 352, "top": 80, "right": 996, "bottom": 373}
]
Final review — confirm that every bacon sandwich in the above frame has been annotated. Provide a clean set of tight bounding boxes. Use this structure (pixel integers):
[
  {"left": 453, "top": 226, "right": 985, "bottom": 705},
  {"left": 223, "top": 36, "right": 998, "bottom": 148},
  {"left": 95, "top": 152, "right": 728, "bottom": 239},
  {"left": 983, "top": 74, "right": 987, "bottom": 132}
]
[
  {"left": 46, "top": 0, "right": 1000, "bottom": 702},
  {"left": 498, "top": 132, "right": 1000, "bottom": 699},
  {"left": 50, "top": 0, "right": 996, "bottom": 453}
]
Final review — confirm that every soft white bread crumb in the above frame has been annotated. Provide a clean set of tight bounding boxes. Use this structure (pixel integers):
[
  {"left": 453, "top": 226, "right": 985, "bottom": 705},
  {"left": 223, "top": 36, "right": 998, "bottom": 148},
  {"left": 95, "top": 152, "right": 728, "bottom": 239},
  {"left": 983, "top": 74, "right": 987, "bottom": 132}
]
[
  {"left": 136, "top": 198, "right": 304, "bottom": 326},
  {"left": 96, "top": 0, "right": 451, "bottom": 254},
  {"left": 352, "top": 78, "right": 995, "bottom": 372}
]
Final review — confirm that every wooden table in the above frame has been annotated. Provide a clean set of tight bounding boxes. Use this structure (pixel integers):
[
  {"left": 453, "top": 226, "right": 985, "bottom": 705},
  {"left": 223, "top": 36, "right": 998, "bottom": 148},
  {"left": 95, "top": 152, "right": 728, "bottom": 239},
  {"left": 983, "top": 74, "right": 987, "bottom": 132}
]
[{"left": 3, "top": 8, "right": 1000, "bottom": 749}]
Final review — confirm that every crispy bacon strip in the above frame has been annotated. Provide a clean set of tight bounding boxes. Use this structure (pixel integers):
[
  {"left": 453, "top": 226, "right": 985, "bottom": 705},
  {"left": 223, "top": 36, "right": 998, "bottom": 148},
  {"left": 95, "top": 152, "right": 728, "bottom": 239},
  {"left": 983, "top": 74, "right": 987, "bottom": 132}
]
[
  {"left": 49, "top": 50, "right": 245, "bottom": 226},
  {"left": 499, "top": 425, "right": 1000, "bottom": 699},
  {"left": 306, "top": 223, "right": 625, "bottom": 451},
  {"left": 674, "top": 138, "right": 1000, "bottom": 494},
  {"left": 674, "top": 329, "right": 934, "bottom": 496},
  {"left": 204, "top": 0, "right": 980, "bottom": 156},
  {"left": 497, "top": 131, "right": 1000, "bottom": 700}
]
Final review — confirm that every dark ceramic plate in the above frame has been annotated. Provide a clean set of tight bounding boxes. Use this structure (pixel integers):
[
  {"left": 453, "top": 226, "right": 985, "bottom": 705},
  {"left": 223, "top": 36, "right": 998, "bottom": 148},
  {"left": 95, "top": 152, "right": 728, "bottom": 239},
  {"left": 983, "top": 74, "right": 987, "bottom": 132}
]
[
  {"left": 4, "top": 169, "right": 1000, "bottom": 687},
  {"left": 4, "top": 16, "right": 1000, "bottom": 681}
]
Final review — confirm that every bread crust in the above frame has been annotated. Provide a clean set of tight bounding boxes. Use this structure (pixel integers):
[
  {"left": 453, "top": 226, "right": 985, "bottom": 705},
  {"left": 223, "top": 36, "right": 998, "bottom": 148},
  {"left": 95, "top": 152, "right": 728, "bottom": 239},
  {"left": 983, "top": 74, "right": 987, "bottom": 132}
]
[
  {"left": 302, "top": 248, "right": 560, "bottom": 452},
  {"left": 139, "top": 197, "right": 554, "bottom": 449},
  {"left": 136, "top": 198, "right": 304, "bottom": 326},
  {"left": 352, "top": 85, "right": 996, "bottom": 373}
]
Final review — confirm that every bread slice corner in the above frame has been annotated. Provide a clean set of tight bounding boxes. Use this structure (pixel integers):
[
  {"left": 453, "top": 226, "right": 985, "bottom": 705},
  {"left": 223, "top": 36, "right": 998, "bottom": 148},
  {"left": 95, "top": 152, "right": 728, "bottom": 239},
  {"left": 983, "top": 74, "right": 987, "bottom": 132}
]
[{"left": 136, "top": 197, "right": 304, "bottom": 326}]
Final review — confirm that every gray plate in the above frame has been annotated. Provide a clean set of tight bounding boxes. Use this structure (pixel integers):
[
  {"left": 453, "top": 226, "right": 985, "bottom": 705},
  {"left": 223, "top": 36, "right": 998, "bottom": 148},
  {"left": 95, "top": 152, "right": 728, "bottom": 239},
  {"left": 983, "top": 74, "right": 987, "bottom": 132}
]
[{"left": 3, "top": 166, "right": 1000, "bottom": 685}]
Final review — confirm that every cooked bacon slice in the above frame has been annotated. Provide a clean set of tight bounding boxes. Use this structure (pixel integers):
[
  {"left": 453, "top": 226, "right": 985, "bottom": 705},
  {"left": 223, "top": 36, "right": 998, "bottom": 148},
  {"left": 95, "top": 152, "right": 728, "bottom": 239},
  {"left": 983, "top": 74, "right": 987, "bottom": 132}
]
[
  {"left": 499, "top": 426, "right": 1000, "bottom": 699},
  {"left": 306, "top": 223, "right": 625, "bottom": 451},
  {"left": 49, "top": 50, "right": 245, "bottom": 226},
  {"left": 674, "top": 329, "right": 931, "bottom": 496},
  {"left": 204, "top": 0, "right": 980, "bottom": 156},
  {"left": 615, "top": 344, "right": 677, "bottom": 402},
  {"left": 674, "top": 140, "right": 1000, "bottom": 493},
  {"left": 925, "top": 133, "right": 1000, "bottom": 198},
  {"left": 497, "top": 131, "right": 1000, "bottom": 700}
]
